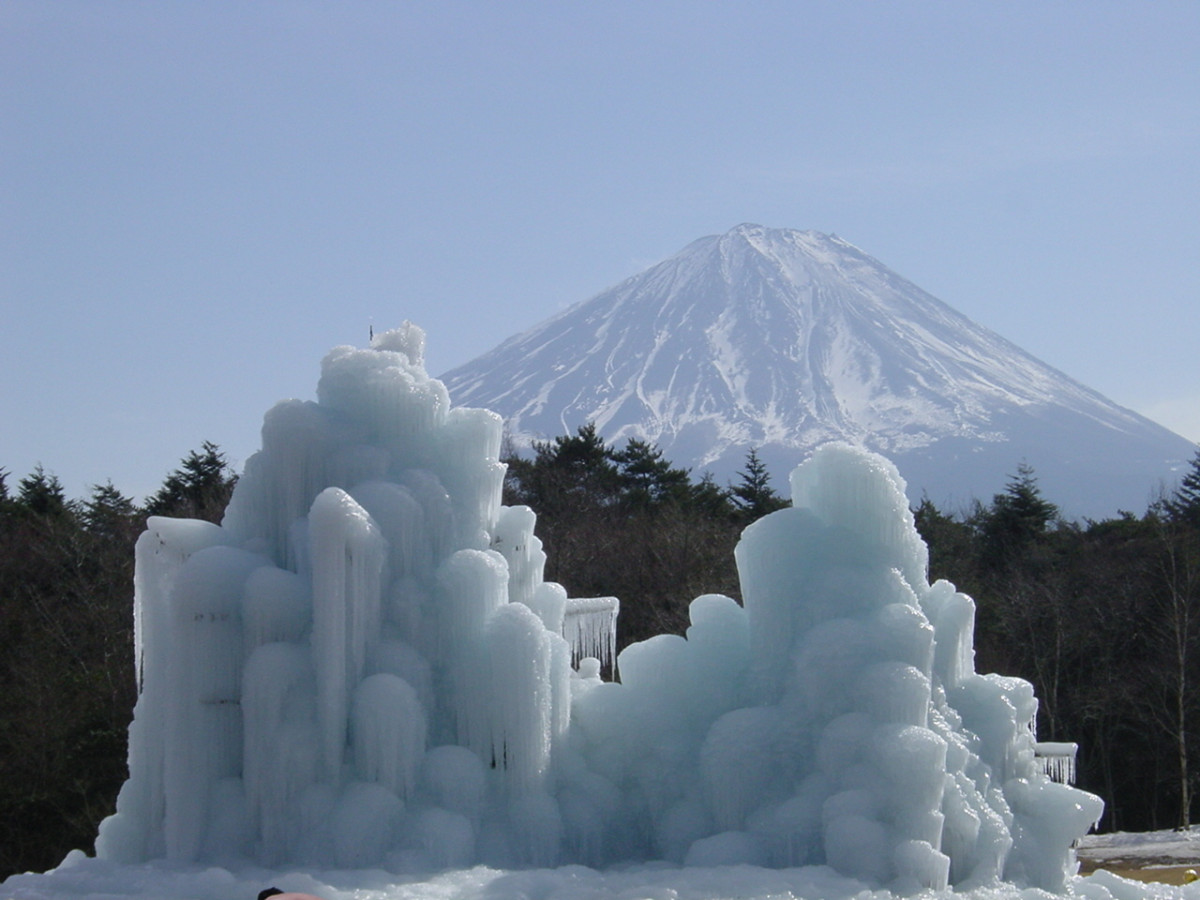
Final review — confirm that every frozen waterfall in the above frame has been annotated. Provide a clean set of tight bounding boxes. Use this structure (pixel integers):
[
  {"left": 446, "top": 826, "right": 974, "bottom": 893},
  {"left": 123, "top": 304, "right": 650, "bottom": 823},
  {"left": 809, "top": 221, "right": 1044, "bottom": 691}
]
[{"left": 95, "top": 324, "right": 1102, "bottom": 893}]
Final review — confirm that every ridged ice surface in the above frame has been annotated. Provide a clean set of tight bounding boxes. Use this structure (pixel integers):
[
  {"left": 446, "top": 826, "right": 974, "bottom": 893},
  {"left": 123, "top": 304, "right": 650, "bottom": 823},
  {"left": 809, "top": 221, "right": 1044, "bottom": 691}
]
[{"left": 95, "top": 325, "right": 1102, "bottom": 894}]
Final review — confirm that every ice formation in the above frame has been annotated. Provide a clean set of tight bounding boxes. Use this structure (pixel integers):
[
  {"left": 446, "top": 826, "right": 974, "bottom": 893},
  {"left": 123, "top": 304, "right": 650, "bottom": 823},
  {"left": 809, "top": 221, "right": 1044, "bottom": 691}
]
[{"left": 95, "top": 325, "right": 1102, "bottom": 894}]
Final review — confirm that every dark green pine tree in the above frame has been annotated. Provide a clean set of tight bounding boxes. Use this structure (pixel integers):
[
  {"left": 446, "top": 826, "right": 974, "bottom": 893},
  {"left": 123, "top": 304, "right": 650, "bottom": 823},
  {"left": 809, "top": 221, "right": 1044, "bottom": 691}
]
[
  {"left": 730, "top": 447, "right": 787, "bottom": 524},
  {"left": 540, "top": 422, "right": 609, "bottom": 465},
  {"left": 613, "top": 438, "right": 692, "bottom": 509},
  {"left": 688, "top": 471, "right": 736, "bottom": 519},
  {"left": 978, "top": 461, "right": 1058, "bottom": 570},
  {"left": 15, "top": 465, "right": 73, "bottom": 519},
  {"left": 82, "top": 481, "right": 140, "bottom": 537},
  {"left": 145, "top": 441, "right": 237, "bottom": 523},
  {"left": 1164, "top": 448, "right": 1200, "bottom": 530},
  {"left": 511, "top": 423, "right": 621, "bottom": 513}
]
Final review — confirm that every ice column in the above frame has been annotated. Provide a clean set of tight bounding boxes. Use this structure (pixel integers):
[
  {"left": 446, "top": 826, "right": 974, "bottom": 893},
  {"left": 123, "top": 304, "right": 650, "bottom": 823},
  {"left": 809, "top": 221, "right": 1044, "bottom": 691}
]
[
  {"left": 162, "top": 544, "right": 268, "bottom": 860},
  {"left": 309, "top": 487, "right": 386, "bottom": 783},
  {"left": 96, "top": 518, "right": 231, "bottom": 862}
]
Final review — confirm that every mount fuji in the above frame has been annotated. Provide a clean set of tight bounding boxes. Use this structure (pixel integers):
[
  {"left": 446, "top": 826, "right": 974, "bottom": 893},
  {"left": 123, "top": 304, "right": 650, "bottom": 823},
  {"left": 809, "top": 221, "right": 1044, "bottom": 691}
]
[{"left": 441, "top": 224, "right": 1193, "bottom": 519}]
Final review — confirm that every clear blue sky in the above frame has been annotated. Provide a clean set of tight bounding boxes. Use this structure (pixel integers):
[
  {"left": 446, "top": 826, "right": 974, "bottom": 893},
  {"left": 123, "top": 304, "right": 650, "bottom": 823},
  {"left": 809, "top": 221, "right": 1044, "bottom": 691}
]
[{"left": 3, "top": 2, "right": 1197, "bottom": 502}]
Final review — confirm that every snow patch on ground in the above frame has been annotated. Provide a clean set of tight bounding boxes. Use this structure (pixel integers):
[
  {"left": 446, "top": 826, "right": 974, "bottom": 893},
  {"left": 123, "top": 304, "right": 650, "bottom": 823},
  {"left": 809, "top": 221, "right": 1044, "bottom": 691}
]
[
  {"left": 7, "top": 842, "right": 1200, "bottom": 900},
  {"left": 1079, "top": 826, "right": 1200, "bottom": 868}
]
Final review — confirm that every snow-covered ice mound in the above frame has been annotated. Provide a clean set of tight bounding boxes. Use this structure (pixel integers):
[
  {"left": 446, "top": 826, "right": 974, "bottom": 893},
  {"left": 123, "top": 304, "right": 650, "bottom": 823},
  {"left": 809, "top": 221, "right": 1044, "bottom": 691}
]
[{"left": 62, "top": 326, "right": 1105, "bottom": 895}]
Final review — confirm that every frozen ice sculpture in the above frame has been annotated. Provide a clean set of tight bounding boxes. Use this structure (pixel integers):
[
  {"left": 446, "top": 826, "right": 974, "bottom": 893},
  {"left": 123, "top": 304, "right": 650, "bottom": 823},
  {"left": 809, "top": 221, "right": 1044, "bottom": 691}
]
[{"left": 96, "top": 325, "right": 1101, "bottom": 893}]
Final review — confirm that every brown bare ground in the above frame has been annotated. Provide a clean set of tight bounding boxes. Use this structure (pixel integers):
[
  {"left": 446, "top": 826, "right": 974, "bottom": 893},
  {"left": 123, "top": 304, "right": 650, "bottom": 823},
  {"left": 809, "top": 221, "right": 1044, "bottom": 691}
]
[{"left": 1079, "top": 859, "right": 1200, "bottom": 886}]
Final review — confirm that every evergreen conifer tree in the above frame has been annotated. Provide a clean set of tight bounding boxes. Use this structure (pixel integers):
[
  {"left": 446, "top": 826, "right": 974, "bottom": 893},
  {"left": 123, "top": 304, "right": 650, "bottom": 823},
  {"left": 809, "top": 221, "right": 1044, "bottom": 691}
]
[
  {"left": 978, "top": 461, "right": 1058, "bottom": 570},
  {"left": 16, "top": 465, "right": 72, "bottom": 519},
  {"left": 1164, "top": 448, "right": 1200, "bottom": 530},
  {"left": 82, "top": 481, "right": 139, "bottom": 537},
  {"left": 145, "top": 441, "right": 237, "bottom": 522},
  {"left": 613, "top": 438, "right": 692, "bottom": 509},
  {"left": 730, "top": 448, "right": 787, "bottom": 523}
]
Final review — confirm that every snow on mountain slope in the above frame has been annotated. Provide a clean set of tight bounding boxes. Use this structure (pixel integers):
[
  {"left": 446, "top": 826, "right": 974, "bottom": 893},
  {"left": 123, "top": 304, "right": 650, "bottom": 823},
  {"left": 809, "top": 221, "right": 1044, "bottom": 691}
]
[{"left": 441, "top": 224, "right": 1194, "bottom": 519}]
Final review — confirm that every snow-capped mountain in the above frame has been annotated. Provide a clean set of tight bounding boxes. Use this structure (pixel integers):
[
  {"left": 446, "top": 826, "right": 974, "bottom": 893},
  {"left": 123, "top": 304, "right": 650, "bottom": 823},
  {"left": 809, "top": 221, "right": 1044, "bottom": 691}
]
[{"left": 441, "top": 224, "right": 1193, "bottom": 519}]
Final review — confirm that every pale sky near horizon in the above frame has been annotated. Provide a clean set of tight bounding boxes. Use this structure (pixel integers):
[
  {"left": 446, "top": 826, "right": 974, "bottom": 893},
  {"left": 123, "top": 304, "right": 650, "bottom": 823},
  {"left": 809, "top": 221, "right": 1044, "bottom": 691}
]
[{"left": 3, "top": 2, "right": 1198, "bottom": 502}]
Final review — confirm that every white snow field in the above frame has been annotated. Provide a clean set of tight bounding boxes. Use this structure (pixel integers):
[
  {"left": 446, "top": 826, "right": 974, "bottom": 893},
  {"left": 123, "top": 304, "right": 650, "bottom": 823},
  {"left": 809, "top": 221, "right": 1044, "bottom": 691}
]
[{"left": 4, "top": 325, "right": 1186, "bottom": 900}]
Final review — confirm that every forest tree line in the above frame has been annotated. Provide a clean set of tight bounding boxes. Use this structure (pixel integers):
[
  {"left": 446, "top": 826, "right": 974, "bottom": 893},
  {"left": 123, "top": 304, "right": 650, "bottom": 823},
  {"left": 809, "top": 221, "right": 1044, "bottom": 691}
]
[{"left": 1, "top": 431, "right": 1199, "bottom": 879}]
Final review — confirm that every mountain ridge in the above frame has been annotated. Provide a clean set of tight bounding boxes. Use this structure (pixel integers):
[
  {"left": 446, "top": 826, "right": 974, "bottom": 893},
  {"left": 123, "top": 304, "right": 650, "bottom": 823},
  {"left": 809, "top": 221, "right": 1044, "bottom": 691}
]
[{"left": 442, "top": 224, "right": 1192, "bottom": 519}]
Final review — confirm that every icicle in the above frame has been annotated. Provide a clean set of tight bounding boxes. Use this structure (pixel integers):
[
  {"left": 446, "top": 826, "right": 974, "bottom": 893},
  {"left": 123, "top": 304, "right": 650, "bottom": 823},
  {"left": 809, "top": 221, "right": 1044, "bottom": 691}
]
[
  {"left": 433, "top": 408, "right": 506, "bottom": 544},
  {"left": 893, "top": 839, "right": 951, "bottom": 893},
  {"left": 309, "top": 488, "right": 386, "bottom": 784},
  {"left": 397, "top": 470, "right": 456, "bottom": 567},
  {"left": 241, "top": 642, "right": 318, "bottom": 863},
  {"left": 162, "top": 544, "right": 266, "bottom": 861},
  {"left": 491, "top": 505, "right": 546, "bottom": 607},
  {"left": 788, "top": 442, "right": 928, "bottom": 592},
  {"left": 924, "top": 580, "right": 977, "bottom": 690},
  {"left": 857, "top": 662, "right": 931, "bottom": 728},
  {"left": 222, "top": 400, "right": 345, "bottom": 566},
  {"left": 98, "top": 518, "right": 230, "bottom": 863},
  {"left": 351, "top": 674, "right": 427, "bottom": 800},
  {"left": 1035, "top": 742, "right": 1078, "bottom": 785},
  {"left": 700, "top": 707, "right": 782, "bottom": 829},
  {"left": 529, "top": 581, "right": 567, "bottom": 635},
  {"left": 134, "top": 517, "right": 228, "bottom": 691},
  {"left": 563, "top": 596, "right": 619, "bottom": 670},
  {"left": 548, "top": 632, "right": 573, "bottom": 743},
  {"left": 486, "top": 602, "right": 554, "bottom": 796},
  {"left": 241, "top": 566, "right": 310, "bottom": 657},
  {"left": 350, "top": 481, "right": 431, "bottom": 581},
  {"left": 435, "top": 549, "right": 508, "bottom": 756}
]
